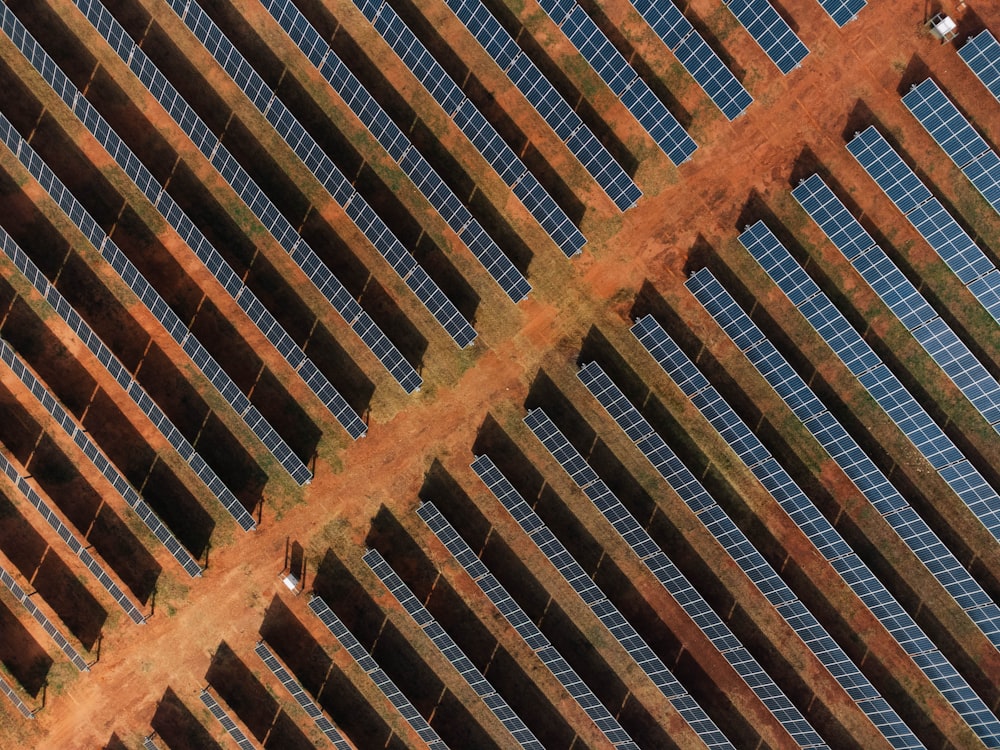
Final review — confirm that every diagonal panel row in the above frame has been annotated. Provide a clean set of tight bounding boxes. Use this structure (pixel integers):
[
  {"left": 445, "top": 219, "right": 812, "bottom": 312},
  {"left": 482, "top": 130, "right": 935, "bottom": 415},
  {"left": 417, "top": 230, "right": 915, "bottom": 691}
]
[
  {"left": 415, "top": 501, "right": 640, "bottom": 749},
  {"left": 362, "top": 547, "right": 546, "bottom": 749},
  {"left": 634, "top": 313, "right": 1000, "bottom": 746},
  {"left": 0, "top": 92, "right": 309, "bottom": 486},
  {"left": 0, "top": 226, "right": 204, "bottom": 576},
  {"left": 743, "top": 202, "right": 1000, "bottom": 564},
  {"left": 198, "top": 690, "right": 255, "bottom": 750},
  {"left": 0, "top": 3, "right": 364, "bottom": 444},
  {"left": 903, "top": 79, "right": 1000, "bottom": 223},
  {"left": 815, "top": 0, "right": 865, "bottom": 26},
  {"left": 793, "top": 171, "right": 1000, "bottom": 432},
  {"left": 371, "top": 0, "right": 641, "bottom": 209},
  {"left": 164, "top": 0, "right": 476, "bottom": 348},
  {"left": 259, "top": 0, "right": 529, "bottom": 303},
  {"left": 578, "top": 360, "right": 923, "bottom": 749},
  {"left": 471, "top": 453, "right": 737, "bottom": 749},
  {"left": 0, "top": 674, "right": 32, "bottom": 720},
  {"left": 627, "top": 0, "right": 752, "bottom": 119},
  {"left": 308, "top": 594, "right": 450, "bottom": 750},
  {"left": 960, "top": 30, "right": 1000, "bottom": 105},
  {"left": 254, "top": 640, "right": 353, "bottom": 749},
  {"left": 535, "top": 0, "right": 697, "bottom": 165},
  {"left": 724, "top": 0, "right": 808, "bottom": 74},
  {"left": 847, "top": 125, "right": 1000, "bottom": 327},
  {"left": 70, "top": 0, "right": 421, "bottom": 393},
  {"left": 523, "top": 407, "right": 828, "bottom": 748},
  {"left": 692, "top": 258, "right": 1000, "bottom": 651}
]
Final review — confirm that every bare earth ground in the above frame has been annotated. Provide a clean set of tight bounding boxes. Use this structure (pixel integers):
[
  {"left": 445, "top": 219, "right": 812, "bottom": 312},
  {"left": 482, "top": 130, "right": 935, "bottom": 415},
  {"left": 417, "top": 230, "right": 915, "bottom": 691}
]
[{"left": 2, "top": 0, "right": 1000, "bottom": 746}]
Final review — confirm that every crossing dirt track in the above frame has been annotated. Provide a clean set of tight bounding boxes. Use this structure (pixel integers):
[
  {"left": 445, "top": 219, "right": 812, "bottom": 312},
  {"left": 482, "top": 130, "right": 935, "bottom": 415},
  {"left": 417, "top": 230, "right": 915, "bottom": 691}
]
[{"left": 0, "top": 0, "right": 999, "bottom": 747}]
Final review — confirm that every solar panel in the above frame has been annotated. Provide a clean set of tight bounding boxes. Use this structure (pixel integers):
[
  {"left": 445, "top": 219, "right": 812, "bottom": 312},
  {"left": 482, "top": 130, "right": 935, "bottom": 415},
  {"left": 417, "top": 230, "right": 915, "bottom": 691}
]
[
  {"left": 199, "top": 690, "right": 256, "bottom": 750},
  {"left": 254, "top": 641, "right": 353, "bottom": 749},
  {"left": 416, "top": 502, "right": 641, "bottom": 749},
  {"left": 0, "top": 228, "right": 205, "bottom": 577},
  {"left": 165, "top": 0, "right": 477, "bottom": 347},
  {"left": 0, "top": 673, "right": 33, "bottom": 719},
  {"left": 362, "top": 548, "right": 546, "bottom": 749},
  {"left": 385, "top": 0, "right": 640, "bottom": 210},
  {"left": 904, "top": 77, "right": 1000, "bottom": 222},
  {"left": 470, "top": 455, "right": 737, "bottom": 750},
  {"left": 0, "top": 566, "right": 89, "bottom": 671},
  {"left": 142, "top": 736, "right": 161, "bottom": 750},
  {"left": 724, "top": 0, "right": 808, "bottom": 74},
  {"left": 69, "top": 0, "right": 421, "bottom": 392},
  {"left": 794, "top": 172, "right": 1000, "bottom": 433},
  {"left": 260, "top": 0, "right": 532, "bottom": 301},
  {"left": 815, "top": 0, "right": 865, "bottom": 26},
  {"left": 526, "top": 403, "right": 831, "bottom": 748},
  {"left": 634, "top": 315, "right": 1000, "bottom": 746},
  {"left": 308, "top": 595, "right": 449, "bottom": 749},
  {"left": 628, "top": 0, "right": 752, "bottom": 119},
  {"left": 959, "top": 30, "right": 1000, "bottom": 105},
  {"left": 689, "top": 266, "right": 1000, "bottom": 651}
]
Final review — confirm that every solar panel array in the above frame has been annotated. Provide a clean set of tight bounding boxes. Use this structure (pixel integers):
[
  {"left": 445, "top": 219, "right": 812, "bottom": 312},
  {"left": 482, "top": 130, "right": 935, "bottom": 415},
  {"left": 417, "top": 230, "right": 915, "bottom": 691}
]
[
  {"left": 470, "top": 454, "right": 737, "bottom": 750},
  {"left": 70, "top": 0, "right": 421, "bottom": 394},
  {"left": 690, "top": 261, "right": 1000, "bottom": 650},
  {"left": 0, "top": 674, "right": 32, "bottom": 719},
  {"left": 815, "top": 0, "right": 865, "bottom": 26},
  {"left": 142, "top": 735, "right": 161, "bottom": 750},
  {"left": 847, "top": 125, "right": 1000, "bottom": 328},
  {"left": 746, "top": 199, "right": 1000, "bottom": 560},
  {"left": 0, "top": 108, "right": 309, "bottom": 489},
  {"left": 362, "top": 547, "right": 546, "bottom": 749},
  {"left": 260, "top": 1, "right": 530, "bottom": 303},
  {"left": 308, "top": 595, "right": 449, "bottom": 750},
  {"left": 577, "top": 360, "right": 923, "bottom": 749},
  {"left": 414, "top": 501, "right": 640, "bottom": 750},
  {"left": 903, "top": 78, "right": 1000, "bottom": 222},
  {"left": 633, "top": 313, "right": 1000, "bottom": 747},
  {"left": 793, "top": 168, "right": 1000, "bottom": 434},
  {"left": 364, "top": 0, "right": 641, "bottom": 210},
  {"left": 0, "top": 5, "right": 366, "bottom": 444},
  {"left": 0, "top": 566, "right": 89, "bottom": 672},
  {"left": 165, "top": 0, "right": 476, "bottom": 348},
  {"left": 960, "top": 30, "right": 1000, "bottom": 104},
  {"left": 723, "top": 0, "right": 808, "bottom": 73},
  {"left": 627, "top": 0, "right": 752, "bottom": 119},
  {"left": 533, "top": 0, "right": 696, "bottom": 165},
  {"left": 0, "top": 227, "right": 205, "bottom": 576},
  {"left": 253, "top": 641, "right": 353, "bottom": 749},
  {"left": 0, "top": 351, "right": 146, "bottom": 625},
  {"left": 522, "top": 407, "right": 828, "bottom": 749},
  {"left": 199, "top": 689, "right": 256, "bottom": 750}
]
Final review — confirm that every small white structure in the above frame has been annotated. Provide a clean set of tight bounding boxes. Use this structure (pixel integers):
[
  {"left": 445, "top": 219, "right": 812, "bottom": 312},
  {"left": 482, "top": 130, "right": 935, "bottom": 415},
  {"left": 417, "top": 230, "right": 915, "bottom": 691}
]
[
  {"left": 282, "top": 573, "right": 300, "bottom": 593},
  {"left": 927, "top": 13, "right": 958, "bottom": 43}
]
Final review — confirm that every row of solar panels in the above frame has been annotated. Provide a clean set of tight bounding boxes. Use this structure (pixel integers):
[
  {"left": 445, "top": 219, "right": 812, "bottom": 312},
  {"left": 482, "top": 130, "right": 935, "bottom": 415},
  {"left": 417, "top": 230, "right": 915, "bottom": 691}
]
[
  {"left": 724, "top": 0, "right": 808, "bottom": 74},
  {"left": 198, "top": 690, "right": 255, "bottom": 750},
  {"left": 793, "top": 167, "right": 1000, "bottom": 435},
  {"left": 0, "top": 674, "right": 32, "bottom": 719},
  {"left": 470, "top": 452, "right": 737, "bottom": 749},
  {"left": 853, "top": 106, "right": 1000, "bottom": 329},
  {"left": 415, "top": 501, "right": 640, "bottom": 749},
  {"left": 523, "top": 406, "right": 829, "bottom": 747},
  {"left": 363, "top": 547, "right": 545, "bottom": 748},
  {"left": 960, "top": 30, "right": 1000, "bottom": 105},
  {"left": 0, "top": 347, "right": 146, "bottom": 624},
  {"left": 0, "top": 7, "right": 366, "bottom": 443},
  {"left": 0, "top": 227, "right": 205, "bottom": 576},
  {"left": 0, "top": 32, "right": 311, "bottom": 487},
  {"left": 744, "top": 193, "right": 1000, "bottom": 564},
  {"left": 166, "top": 0, "right": 478, "bottom": 350},
  {"left": 0, "top": 567, "right": 89, "bottom": 672},
  {"left": 691, "top": 251, "right": 1000, "bottom": 648},
  {"left": 537, "top": 0, "right": 697, "bottom": 165},
  {"left": 577, "top": 360, "right": 921, "bottom": 749},
  {"left": 376, "top": 0, "right": 641, "bottom": 210},
  {"left": 260, "top": 0, "right": 531, "bottom": 303},
  {"left": 634, "top": 310, "right": 1000, "bottom": 745},
  {"left": 254, "top": 641, "right": 353, "bottom": 749},
  {"left": 307, "top": 594, "right": 450, "bottom": 750},
  {"left": 71, "top": 0, "right": 423, "bottom": 394}
]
